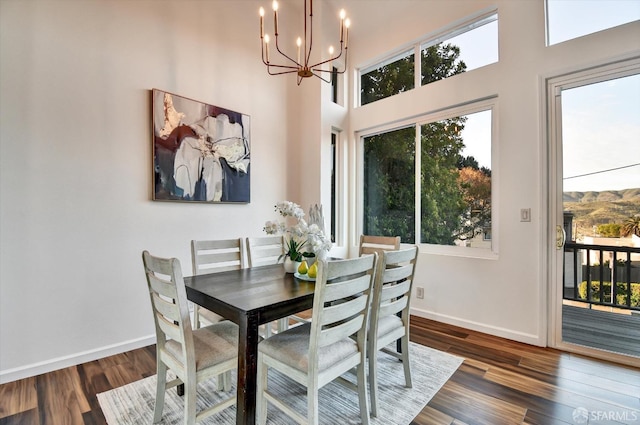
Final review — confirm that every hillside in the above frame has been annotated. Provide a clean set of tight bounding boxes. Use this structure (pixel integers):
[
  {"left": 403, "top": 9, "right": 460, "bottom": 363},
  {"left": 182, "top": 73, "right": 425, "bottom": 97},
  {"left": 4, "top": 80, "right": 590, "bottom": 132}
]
[{"left": 563, "top": 188, "right": 640, "bottom": 240}]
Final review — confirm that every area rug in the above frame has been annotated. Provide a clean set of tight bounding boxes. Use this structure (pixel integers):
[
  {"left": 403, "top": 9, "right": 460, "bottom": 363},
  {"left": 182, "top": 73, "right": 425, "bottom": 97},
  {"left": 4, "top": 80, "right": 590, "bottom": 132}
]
[{"left": 97, "top": 342, "right": 463, "bottom": 425}]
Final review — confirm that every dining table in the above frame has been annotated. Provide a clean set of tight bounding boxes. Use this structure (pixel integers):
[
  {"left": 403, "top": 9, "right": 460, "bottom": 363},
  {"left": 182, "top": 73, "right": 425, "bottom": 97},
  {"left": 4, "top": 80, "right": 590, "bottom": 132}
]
[{"left": 184, "top": 263, "right": 316, "bottom": 425}]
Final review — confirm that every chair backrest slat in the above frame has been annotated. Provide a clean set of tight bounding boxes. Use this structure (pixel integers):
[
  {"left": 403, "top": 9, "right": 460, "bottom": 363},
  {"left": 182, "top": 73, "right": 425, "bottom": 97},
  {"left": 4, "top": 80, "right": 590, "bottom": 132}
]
[
  {"left": 147, "top": 273, "right": 178, "bottom": 299},
  {"left": 156, "top": 312, "right": 184, "bottom": 343},
  {"left": 318, "top": 315, "right": 365, "bottom": 347},
  {"left": 378, "top": 296, "right": 408, "bottom": 318},
  {"left": 151, "top": 291, "right": 181, "bottom": 322},
  {"left": 246, "top": 236, "right": 284, "bottom": 268},
  {"left": 359, "top": 235, "right": 401, "bottom": 256},
  {"left": 192, "top": 238, "right": 244, "bottom": 275},
  {"left": 323, "top": 275, "right": 371, "bottom": 303},
  {"left": 381, "top": 279, "right": 412, "bottom": 303},
  {"left": 321, "top": 295, "right": 369, "bottom": 326},
  {"left": 383, "top": 263, "right": 413, "bottom": 283}
]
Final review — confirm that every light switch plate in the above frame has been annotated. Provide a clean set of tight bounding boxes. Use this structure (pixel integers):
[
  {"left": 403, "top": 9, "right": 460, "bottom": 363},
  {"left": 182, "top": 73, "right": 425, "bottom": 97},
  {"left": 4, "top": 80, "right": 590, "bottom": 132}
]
[{"left": 521, "top": 208, "right": 531, "bottom": 222}]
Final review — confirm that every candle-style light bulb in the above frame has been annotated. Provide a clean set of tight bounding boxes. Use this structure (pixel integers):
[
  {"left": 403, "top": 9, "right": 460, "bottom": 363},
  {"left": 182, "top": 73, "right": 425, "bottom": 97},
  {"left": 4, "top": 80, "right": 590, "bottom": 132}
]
[
  {"left": 264, "top": 34, "right": 270, "bottom": 62},
  {"left": 340, "top": 9, "right": 346, "bottom": 41},
  {"left": 345, "top": 18, "right": 350, "bottom": 49},
  {"left": 297, "top": 37, "right": 302, "bottom": 64},
  {"left": 273, "top": 0, "right": 279, "bottom": 35},
  {"left": 259, "top": 7, "right": 264, "bottom": 39}
]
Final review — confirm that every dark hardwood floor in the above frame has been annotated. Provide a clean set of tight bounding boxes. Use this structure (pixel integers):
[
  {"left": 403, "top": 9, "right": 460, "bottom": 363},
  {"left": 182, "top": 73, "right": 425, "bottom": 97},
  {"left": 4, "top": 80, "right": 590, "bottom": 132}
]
[{"left": 1, "top": 316, "right": 639, "bottom": 425}]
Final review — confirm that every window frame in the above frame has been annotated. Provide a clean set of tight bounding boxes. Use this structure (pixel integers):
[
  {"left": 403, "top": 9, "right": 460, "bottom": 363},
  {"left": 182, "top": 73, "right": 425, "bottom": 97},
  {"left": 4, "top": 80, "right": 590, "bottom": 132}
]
[
  {"left": 356, "top": 7, "right": 498, "bottom": 108},
  {"left": 357, "top": 96, "right": 499, "bottom": 259}
]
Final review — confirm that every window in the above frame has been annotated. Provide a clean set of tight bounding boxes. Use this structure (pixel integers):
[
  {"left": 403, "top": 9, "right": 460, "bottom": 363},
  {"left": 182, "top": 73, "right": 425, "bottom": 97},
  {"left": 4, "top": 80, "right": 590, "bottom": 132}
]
[
  {"left": 331, "top": 133, "right": 337, "bottom": 243},
  {"left": 361, "top": 50, "right": 415, "bottom": 106},
  {"left": 363, "top": 126, "right": 416, "bottom": 240},
  {"left": 359, "top": 11, "right": 498, "bottom": 106},
  {"left": 331, "top": 66, "right": 338, "bottom": 104},
  {"left": 362, "top": 101, "right": 494, "bottom": 250},
  {"left": 421, "top": 13, "right": 498, "bottom": 86},
  {"left": 546, "top": 0, "right": 640, "bottom": 46}
]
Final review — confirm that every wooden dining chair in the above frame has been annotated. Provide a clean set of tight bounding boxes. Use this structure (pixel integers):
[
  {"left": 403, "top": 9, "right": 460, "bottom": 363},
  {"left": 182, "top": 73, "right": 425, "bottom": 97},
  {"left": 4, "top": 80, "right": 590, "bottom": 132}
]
[
  {"left": 256, "top": 254, "right": 377, "bottom": 425},
  {"left": 141, "top": 251, "right": 238, "bottom": 425},
  {"left": 246, "top": 235, "right": 307, "bottom": 332},
  {"left": 367, "top": 245, "right": 418, "bottom": 417},
  {"left": 191, "top": 238, "right": 245, "bottom": 329},
  {"left": 246, "top": 235, "right": 285, "bottom": 268},
  {"left": 358, "top": 234, "right": 401, "bottom": 256},
  {"left": 191, "top": 238, "right": 246, "bottom": 391}
]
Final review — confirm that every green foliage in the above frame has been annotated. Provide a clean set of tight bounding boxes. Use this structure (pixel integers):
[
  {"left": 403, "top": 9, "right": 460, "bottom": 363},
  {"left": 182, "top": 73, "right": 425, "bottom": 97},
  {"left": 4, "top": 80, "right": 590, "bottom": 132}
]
[
  {"left": 361, "top": 43, "right": 467, "bottom": 106},
  {"left": 421, "top": 44, "right": 467, "bottom": 85},
  {"left": 578, "top": 280, "right": 640, "bottom": 308},
  {"left": 420, "top": 119, "right": 469, "bottom": 244},
  {"left": 363, "top": 127, "right": 416, "bottom": 241},
  {"left": 621, "top": 215, "right": 640, "bottom": 237},
  {"left": 362, "top": 42, "right": 493, "bottom": 245},
  {"left": 596, "top": 223, "right": 621, "bottom": 237}
]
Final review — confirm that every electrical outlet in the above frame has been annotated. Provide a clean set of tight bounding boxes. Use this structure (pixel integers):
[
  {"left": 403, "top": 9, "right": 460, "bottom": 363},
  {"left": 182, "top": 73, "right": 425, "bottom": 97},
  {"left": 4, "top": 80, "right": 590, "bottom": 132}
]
[
  {"left": 416, "top": 287, "right": 424, "bottom": 299},
  {"left": 520, "top": 208, "right": 531, "bottom": 222}
]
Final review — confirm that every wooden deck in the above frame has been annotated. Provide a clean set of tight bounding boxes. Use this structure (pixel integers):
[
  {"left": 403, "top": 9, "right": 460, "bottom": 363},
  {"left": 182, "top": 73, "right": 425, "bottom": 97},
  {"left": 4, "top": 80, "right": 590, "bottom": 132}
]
[{"left": 562, "top": 303, "right": 640, "bottom": 358}]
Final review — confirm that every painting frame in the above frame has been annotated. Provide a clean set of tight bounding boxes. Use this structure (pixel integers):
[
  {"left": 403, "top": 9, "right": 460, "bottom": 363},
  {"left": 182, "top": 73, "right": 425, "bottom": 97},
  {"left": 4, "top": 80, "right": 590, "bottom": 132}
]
[{"left": 152, "top": 89, "right": 251, "bottom": 203}]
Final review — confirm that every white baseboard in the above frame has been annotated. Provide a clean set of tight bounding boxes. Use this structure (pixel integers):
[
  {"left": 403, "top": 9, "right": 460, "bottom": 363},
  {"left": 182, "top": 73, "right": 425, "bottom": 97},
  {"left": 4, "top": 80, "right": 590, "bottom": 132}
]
[
  {"left": 411, "top": 307, "right": 544, "bottom": 347},
  {"left": 0, "top": 334, "right": 156, "bottom": 385}
]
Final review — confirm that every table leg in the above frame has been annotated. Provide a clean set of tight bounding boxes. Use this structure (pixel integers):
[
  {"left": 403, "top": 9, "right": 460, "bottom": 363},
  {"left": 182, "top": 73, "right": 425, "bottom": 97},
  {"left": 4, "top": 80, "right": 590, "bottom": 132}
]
[{"left": 235, "top": 313, "right": 260, "bottom": 425}]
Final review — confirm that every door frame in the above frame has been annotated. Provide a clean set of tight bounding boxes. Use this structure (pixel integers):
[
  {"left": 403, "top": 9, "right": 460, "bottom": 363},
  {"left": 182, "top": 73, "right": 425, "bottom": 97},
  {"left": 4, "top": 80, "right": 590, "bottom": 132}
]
[{"left": 544, "top": 55, "right": 640, "bottom": 367}]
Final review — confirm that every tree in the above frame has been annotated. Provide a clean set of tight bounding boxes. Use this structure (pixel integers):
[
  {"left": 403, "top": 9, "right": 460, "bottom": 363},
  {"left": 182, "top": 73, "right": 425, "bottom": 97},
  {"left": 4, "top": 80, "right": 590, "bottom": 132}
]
[
  {"left": 419, "top": 118, "right": 468, "bottom": 245},
  {"left": 362, "top": 43, "right": 475, "bottom": 244},
  {"left": 361, "top": 43, "right": 467, "bottom": 105},
  {"left": 621, "top": 215, "right": 640, "bottom": 237},
  {"left": 456, "top": 163, "right": 492, "bottom": 241},
  {"left": 597, "top": 223, "right": 621, "bottom": 238}
]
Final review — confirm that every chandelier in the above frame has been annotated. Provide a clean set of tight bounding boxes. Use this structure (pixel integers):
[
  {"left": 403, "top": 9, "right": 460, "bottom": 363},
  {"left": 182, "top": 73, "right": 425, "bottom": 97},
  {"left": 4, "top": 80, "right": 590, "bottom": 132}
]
[{"left": 259, "top": 0, "right": 350, "bottom": 85}]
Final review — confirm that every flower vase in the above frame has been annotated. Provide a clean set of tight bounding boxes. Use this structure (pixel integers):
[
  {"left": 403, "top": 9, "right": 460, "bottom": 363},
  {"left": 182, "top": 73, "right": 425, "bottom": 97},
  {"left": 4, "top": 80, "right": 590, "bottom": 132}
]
[{"left": 283, "top": 256, "right": 300, "bottom": 273}]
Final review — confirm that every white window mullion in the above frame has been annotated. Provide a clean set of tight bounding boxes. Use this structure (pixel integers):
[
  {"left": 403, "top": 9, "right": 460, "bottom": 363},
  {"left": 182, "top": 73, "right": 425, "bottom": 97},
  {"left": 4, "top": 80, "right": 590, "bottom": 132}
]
[{"left": 415, "top": 124, "right": 422, "bottom": 244}]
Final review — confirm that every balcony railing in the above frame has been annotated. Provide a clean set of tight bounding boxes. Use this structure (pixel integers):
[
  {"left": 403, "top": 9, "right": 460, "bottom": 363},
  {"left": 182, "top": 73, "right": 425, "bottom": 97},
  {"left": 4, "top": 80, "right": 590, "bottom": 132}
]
[{"left": 563, "top": 242, "right": 640, "bottom": 312}]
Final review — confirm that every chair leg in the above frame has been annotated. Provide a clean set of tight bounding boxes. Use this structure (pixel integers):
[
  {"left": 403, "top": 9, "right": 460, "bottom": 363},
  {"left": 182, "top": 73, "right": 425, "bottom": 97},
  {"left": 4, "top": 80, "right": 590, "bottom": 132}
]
[
  {"left": 401, "top": 335, "right": 412, "bottom": 388},
  {"left": 256, "top": 353, "right": 268, "bottom": 425},
  {"left": 307, "top": 383, "right": 320, "bottom": 425},
  {"left": 153, "top": 362, "right": 168, "bottom": 423},
  {"left": 368, "top": 348, "right": 379, "bottom": 417},
  {"left": 183, "top": 380, "right": 197, "bottom": 425},
  {"left": 357, "top": 358, "right": 370, "bottom": 425},
  {"left": 223, "top": 370, "right": 232, "bottom": 392},
  {"left": 277, "top": 318, "right": 289, "bottom": 333}
]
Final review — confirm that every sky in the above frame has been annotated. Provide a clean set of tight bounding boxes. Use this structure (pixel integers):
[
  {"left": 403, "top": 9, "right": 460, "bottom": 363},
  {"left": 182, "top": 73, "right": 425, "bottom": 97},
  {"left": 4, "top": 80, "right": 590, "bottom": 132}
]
[
  {"left": 562, "top": 74, "right": 640, "bottom": 192},
  {"left": 458, "top": 1, "right": 640, "bottom": 192}
]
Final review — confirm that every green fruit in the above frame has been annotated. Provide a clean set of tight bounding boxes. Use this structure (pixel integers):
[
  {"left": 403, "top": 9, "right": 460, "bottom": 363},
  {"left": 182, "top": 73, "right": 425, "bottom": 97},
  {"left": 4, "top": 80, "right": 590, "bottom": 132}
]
[
  {"left": 298, "top": 260, "right": 308, "bottom": 274},
  {"left": 307, "top": 261, "right": 318, "bottom": 278}
]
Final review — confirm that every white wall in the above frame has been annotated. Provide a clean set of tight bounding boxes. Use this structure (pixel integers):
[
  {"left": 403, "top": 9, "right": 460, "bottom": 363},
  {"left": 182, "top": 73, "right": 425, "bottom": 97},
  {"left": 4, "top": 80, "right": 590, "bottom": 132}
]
[
  {"left": 1, "top": 0, "right": 639, "bottom": 383},
  {"left": 343, "top": 1, "right": 640, "bottom": 345},
  {"left": 0, "top": 0, "right": 295, "bottom": 383}
]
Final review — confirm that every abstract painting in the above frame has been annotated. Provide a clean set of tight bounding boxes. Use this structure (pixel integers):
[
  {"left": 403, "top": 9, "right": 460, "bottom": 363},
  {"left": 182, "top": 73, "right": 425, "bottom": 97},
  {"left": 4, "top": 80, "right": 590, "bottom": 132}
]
[{"left": 152, "top": 89, "right": 250, "bottom": 203}]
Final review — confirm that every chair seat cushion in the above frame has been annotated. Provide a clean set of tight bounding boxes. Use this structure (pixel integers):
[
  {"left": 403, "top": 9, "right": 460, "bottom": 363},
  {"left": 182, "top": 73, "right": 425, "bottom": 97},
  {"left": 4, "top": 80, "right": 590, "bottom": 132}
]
[
  {"left": 166, "top": 320, "right": 238, "bottom": 370},
  {"left": 198, "top": 307, "right": 225, "bottom": 324},
  {"left": 259, "top": 323, "right": 358, "bottom": 373},
  {"left": 377, "top": 315, "right": 404, "bottom": 339}
]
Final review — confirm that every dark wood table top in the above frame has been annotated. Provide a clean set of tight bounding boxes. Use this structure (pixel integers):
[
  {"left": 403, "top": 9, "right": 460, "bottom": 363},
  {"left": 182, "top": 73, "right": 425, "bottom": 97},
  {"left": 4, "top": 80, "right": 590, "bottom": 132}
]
[{"left": 184, "top": 264, "right": 316, "bottom": 323}]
